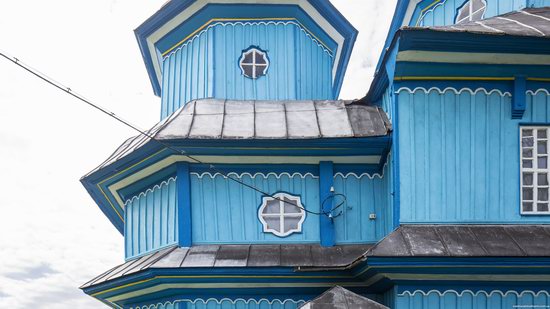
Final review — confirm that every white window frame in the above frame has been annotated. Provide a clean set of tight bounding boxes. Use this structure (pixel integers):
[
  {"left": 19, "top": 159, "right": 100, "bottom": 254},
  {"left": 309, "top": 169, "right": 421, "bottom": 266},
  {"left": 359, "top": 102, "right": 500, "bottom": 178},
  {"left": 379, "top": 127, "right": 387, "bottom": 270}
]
[
  {"left": 258, "top": 193, "right": 306, "bottom": 237},
  {"left": 520, "top": 126, "right": 550, "bottom": 215},
  {"left": 239, "top": 47, "right": 269, "bottom": 79},
  {"left": 455, "top": 0, "right": 487, "bottom": 24}
]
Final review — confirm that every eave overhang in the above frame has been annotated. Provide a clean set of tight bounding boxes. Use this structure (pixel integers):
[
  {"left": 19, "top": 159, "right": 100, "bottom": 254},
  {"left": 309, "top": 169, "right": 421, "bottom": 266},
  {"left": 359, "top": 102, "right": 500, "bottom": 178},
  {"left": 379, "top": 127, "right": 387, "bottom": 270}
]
[
  {"left": 366, "top": 7, "right": 550, "bottom": 103},
  {"left": 135, "top": 0, "right": 357, "bottom": 98},
  {"left": 81, "top": 99, "right": 392, "bottom": 233}
]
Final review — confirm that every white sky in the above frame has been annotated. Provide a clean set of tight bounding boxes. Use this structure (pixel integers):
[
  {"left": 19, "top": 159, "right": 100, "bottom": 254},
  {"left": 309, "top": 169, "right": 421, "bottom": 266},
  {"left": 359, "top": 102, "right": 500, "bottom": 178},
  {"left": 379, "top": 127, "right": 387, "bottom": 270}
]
[{"left": 0, "top": 1, "right": 397, "bottom": 307}]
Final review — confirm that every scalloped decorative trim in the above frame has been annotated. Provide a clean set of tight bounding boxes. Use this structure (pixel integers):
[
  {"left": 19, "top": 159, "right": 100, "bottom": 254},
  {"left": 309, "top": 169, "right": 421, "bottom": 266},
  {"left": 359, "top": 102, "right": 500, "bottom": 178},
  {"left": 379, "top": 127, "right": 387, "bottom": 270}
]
[
  {"left": 191, "top": 172, "right": 319, "bottom": 179},
  {"left": 396, "top": 87, "right": 512, "bottom": 96},
  {"left": 132, "top": 298, "right": 306, "bottom": 309},
  {"left": 398, "top": 289, "right": 550, "bottom": 297},
  {"left": 527, "top": 89, "right": 550, "bottom": 96},
  {"left": 163, "top": 20, "right": 333, "bottom": 60},
  {"left": 333, "top": 172, "right": 383, "bottom": 179},
  {"left": 124, "top": 177, "right": 177, "bottom": 206}
]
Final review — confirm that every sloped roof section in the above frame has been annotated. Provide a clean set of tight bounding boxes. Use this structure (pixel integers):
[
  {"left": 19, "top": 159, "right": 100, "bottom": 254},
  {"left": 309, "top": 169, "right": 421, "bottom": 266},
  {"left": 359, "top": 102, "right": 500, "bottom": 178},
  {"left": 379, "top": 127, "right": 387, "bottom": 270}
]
[
  {"left": 406, "top": 7, "right": 550, "bottom": 37},
  {"left": 90, "top": 99, "right": 391, "bottom": 173},
  {"left": 368, "top": 225, "right": 550, "bottom": 257},
  {"left": 299, "top": 286, "right": 389, "bottom": 309},
  {"left": 81, "top": 244, "right": 372, "bottom": 289}
]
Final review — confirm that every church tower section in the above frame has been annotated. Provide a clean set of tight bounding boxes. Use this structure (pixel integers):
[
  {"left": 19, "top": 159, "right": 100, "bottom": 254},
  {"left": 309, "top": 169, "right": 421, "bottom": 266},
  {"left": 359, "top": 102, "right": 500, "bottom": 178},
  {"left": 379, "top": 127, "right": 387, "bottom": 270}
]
[{"left": 135, "top": 1, "right": 358, "bottom": 119}]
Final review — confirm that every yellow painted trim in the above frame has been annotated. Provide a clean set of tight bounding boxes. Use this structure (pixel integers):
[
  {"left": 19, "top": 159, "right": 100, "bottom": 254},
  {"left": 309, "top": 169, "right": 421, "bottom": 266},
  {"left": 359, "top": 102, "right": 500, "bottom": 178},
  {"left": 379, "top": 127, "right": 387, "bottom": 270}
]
[
  {"left": 528, "top": 77, "right": 550, "bottom": 82},
  {"left": 416, "top": 0, "right": 444, "bottom": 26},
  {"left": 91, "top": 274, "right": 355, "bottom": 297},
  {"left": 96, "top": 148, "right": 169, "bottom": 222},
  {"left": 394, "top": 76, "right": 514, "bottom": 81},
  {"left": 161, "top": 17, "right": 333, "bottom": 57}
]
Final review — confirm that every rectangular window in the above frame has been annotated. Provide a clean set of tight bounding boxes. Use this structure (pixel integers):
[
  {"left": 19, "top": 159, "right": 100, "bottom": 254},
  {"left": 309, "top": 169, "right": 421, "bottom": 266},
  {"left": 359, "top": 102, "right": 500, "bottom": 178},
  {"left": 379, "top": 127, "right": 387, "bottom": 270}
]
[{"left": 521, "top": 126, "right": 550, "bottom": 214}]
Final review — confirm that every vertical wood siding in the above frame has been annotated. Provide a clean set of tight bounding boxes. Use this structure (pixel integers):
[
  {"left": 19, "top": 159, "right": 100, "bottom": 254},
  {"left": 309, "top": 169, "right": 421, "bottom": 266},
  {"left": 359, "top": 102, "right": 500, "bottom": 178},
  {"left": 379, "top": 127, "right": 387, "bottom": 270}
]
[
  {"left": 160, "top": 22, "right": 333, "bottom": 119},
  {"left": 125, "top": 178, "right": 178, "bottom": 259},
  {"left": 190, "top": 172, "right": 321, "bottom": 244},
  {"left": 333, "top": 162, "right": 393, "bottom": 244},
  {"left": 396, "top": 290, "right": 550, "bottom": 308},
  {"left": 415, "top": 0, "right": 527, "bottom": 27},
  {"left": 398, "top": 88, "right": 550, "bottom": 223}
]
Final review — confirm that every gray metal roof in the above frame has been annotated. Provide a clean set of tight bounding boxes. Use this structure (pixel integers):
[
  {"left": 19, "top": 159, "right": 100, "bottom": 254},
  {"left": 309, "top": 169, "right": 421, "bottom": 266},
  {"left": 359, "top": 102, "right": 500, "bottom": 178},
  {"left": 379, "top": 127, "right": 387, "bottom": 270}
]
[
  {"left": 299, "top": 286, "right": 389, "bottom": 309},
  {"left": 405, "top": 7, "right": 550, "bottom": 37},
  {"left": 367, "top": 225, "right": 550, "bottom": 257},
  {"left": 81, "top": 244, "right": 372, "bottom": 289},
  {"left": 91, "top": 99, "right": 391, "bottom": 173}
]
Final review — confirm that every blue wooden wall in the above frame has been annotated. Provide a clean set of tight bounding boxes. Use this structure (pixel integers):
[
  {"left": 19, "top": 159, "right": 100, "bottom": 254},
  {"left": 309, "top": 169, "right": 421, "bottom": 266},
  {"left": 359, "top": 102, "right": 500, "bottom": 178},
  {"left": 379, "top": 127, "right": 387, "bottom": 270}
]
[
  {"left": 160, "top": 21, "right": 334, "bottom": 119},
  {"left": 190, "top": 172, "right": 320, "bottom": 244},
  {"left": 414, "top": 0, "right": 546, "bottom": 27},
  {"left": 397, "top": 87, "right": 550, "bottom": 223},
  {"left": 333, "top": 162, "right": 393, "bottom": 244},
  {"left": 396, "top": 289, "right": 550, "bottom": 308},
  {"left": 124, "top": 177, "right": 178, "bottom": 259}
]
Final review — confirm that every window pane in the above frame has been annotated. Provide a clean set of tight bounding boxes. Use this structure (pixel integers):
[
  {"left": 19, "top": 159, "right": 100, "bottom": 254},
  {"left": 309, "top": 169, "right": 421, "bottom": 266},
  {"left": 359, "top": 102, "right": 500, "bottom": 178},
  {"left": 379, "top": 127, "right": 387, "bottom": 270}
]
[
  {"left": 284, "top": 201, "right": 302, "bottom": 214},
  {"left": 523, "top": 159, "right": 533, "bottom": 168},
  {"left": 538, "top": 203, "right": 549, "bottom": 212},
  {"left": 538, "top": 129, "right": 547, "bottom": 139},
  {"left": 539, "top": 157, "right": 548, "bottom": 169},
  {"left": 264, "top": 217, "right": 281, "bottom": 233},
  {"left": 470, "top": 8, "right": 484, "bottom": 20},
  {"left": 283, "top": 216, "right": 301, "bottom": 232},
  {"left": 523, "top": 187, "right": 534, "bottom": 200},
  {"left": 523, "top": 129, "right": 534, "bottom": 137},
  {"left": 523, "top": 172, "right": 534, "bottom": 186},
  {"left": 523, "top": 148, "right": 533, "bottom": 158},
  {"left": 256, "top": 64, "right": 268, "bottom": 76},
  {"left": 263, "top": 200, "right": 280, "bottom": 214},
  {"left": 539, "top": 173, "right": 549, "bottom": 186},
  {"left": 471, "top": 0, "right": 485, "bottom": 11},
  {"left": 523, "top": 202, "right": 533, "bottom": 212},
  {"left": 255, "top": 51, "right": 267, "bottom": 65},
  {"left": 522, "top": 137, "right": 534, "bottom": 147},
  {"left": 539, "top": 141, "right": 548, "bottom": 154},
  {"left": 539, "top": 188, "right": 549, "bottom": 201},
  {"left": 242, "top": 64, "right": 254, "bottom": 78},
  {"left": 242, "top": 52, "right": 254, "bottom": 64}
]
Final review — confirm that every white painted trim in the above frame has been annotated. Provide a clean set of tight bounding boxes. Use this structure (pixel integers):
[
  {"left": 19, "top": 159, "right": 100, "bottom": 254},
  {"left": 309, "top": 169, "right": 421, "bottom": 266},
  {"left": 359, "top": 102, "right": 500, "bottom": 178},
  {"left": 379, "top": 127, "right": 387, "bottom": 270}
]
[
  {"left": 334, "top": 172, "right": 383, "bottom": 179},
  {"left": 396, "top": 51, "right": 550, "bottom": 65},
  {"left": 107, "top": 154, "right": 381, "bottom": 210},
  {"left": 403, "top": 0, "right": 422, "bottom": 27},
  {"left": 416, "top": 0, "right": 448, "bottom": 26},
  {"left": 258, "top": 192, "right": 306, "bottom": 237},
  {"left": 133, "top": 298, "right": 306, "bottom": 309},
  {"left": 396, "top": 86, "right": 512, "bottom": 96},
  {"left": 124, "top": 177, "right": 177, "bottom": 206},
  {"left": 527, "top": 89, "right": 550, "bottom": 96},
  {"left": 521, "top": 10, "right": 550, "bottom": 22},
  {"left": 145, "top": 0, "right": 345, "bottom": 86},
  {"left": 398, "top": 289, "right": 550, "bottom": 297},
  {"left": 164, "top": 21, "right": 334, "bottom": 61},
  {"left": 191, "top": 171, "right": 319, "bottom": 179}
]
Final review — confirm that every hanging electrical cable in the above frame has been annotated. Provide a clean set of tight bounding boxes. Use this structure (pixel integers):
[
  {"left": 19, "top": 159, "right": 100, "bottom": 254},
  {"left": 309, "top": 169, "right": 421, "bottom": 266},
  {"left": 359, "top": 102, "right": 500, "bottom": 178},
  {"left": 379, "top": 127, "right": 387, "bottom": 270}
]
[{"left": 0, "top": 50, "right": 349, "bottom": 217}]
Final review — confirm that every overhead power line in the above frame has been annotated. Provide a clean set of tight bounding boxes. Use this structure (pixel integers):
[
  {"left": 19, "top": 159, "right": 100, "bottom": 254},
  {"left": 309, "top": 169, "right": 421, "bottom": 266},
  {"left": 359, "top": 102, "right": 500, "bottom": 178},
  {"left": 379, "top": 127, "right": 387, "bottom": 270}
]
[{"left": 0, "top": 50, "right": 347, "bottom": 217}]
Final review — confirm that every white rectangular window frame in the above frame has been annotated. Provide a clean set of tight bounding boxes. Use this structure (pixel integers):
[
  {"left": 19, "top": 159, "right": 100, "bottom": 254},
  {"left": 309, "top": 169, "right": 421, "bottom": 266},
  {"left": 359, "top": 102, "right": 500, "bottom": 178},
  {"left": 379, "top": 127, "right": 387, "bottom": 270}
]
[{"left": 520, "top": 126, "right": 550, "bottom": 215}]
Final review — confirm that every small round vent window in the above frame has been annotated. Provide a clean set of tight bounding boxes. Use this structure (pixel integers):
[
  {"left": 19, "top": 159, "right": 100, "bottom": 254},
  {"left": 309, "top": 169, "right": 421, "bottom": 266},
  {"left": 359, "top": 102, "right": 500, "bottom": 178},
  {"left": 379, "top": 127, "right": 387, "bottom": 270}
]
[{"left": 239, "top": 47, "right": 269, "bottom": 79}]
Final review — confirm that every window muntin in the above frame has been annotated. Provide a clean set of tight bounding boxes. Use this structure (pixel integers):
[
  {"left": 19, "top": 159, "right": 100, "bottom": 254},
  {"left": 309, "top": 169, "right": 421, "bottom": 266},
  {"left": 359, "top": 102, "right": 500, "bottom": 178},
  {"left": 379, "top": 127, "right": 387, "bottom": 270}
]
[
  {"left": 239, "top": 47, "right": 269, "bottom": 79},
  {"left": 258, "top": 193, "right": 306, "bottom": 237},
  {"left": 455, "top": 0, "right": 487, "bottom": 24},
  {"left": 521, "top": 126, "right": 550, "bottom": 214}
]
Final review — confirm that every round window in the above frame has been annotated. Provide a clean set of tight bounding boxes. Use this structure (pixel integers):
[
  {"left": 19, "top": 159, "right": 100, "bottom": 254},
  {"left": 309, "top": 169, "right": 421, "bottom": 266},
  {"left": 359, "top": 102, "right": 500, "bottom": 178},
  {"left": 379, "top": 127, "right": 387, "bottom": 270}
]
[{"left": 239, "top": 47, "right": 269, "bottom": 79}]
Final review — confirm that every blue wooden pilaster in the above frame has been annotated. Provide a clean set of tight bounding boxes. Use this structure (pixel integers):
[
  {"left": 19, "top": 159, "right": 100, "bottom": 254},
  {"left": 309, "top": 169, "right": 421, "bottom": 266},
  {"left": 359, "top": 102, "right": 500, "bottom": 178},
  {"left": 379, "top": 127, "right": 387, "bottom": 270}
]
[
  {"left": 177, "top": 163, "right": 192, "bottom": 247},
  {"left": 320, "top": 161, "right": 335, "bottom": 247},
  {"left": 512, "top": 75, "right": 526, "bottom": 119}
]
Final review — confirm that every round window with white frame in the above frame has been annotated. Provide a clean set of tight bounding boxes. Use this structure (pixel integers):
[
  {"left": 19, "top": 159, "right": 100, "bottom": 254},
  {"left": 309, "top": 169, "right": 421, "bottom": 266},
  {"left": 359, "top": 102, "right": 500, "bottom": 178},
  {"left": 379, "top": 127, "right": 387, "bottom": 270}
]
[
  {"left": 239, "top": 47, "right": 269, "bottom": 79},
  {"left": 258, "top": 193, "right": 306, "bottom": 237}
]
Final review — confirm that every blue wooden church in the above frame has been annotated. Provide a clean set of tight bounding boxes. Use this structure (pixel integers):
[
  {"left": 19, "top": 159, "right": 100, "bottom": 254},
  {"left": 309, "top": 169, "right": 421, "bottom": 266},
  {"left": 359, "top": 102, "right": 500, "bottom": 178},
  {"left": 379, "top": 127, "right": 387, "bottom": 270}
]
[{"left": 80, "top": 0, "right": 550, "bottom": 308}]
